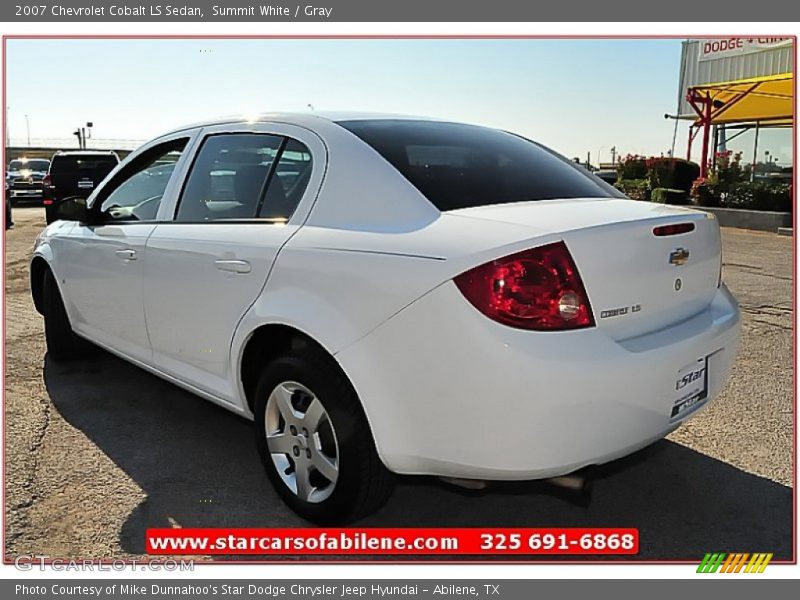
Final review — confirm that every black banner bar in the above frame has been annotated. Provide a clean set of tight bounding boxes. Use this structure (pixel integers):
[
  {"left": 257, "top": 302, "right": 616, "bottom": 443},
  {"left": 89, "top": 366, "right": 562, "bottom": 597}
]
[{"left": 3, "top": 0, "right": 800, "bottom": 22}]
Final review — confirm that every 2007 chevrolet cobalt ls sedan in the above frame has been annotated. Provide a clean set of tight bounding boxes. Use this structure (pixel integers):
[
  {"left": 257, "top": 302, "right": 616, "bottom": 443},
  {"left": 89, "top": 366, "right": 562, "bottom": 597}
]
[{"left": 31, "top": 113, "right": 740, "bottom": 523}]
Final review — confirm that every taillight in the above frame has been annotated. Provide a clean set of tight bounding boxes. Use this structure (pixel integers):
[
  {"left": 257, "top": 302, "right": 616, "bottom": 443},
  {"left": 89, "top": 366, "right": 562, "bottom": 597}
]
[
  {"left": 42, "top": 174, "right": 53, "bottom": 199},
  {"left": 454, "top": 241, "right": 594, "bottom": 331},
  {"left": 42, "top": 175, "right": 54, "bottom": 206},
  {"left": 653, "top": 223, "right": 695, "bottom": 236}
]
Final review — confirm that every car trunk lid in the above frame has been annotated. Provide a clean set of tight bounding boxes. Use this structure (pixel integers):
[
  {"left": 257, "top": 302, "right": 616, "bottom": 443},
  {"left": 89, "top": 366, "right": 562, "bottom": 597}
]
[{"left": 450, "top": 198, "right": 722, "bottom": 340}]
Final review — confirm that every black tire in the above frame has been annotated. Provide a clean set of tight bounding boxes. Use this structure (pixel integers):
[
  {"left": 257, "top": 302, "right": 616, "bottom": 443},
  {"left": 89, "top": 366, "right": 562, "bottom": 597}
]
[
  {"left": 42, "top": 269, "right": 92, "bottom": 362},
  {"left": 254, "top": 343, "right": 394, "bottom": 524}
]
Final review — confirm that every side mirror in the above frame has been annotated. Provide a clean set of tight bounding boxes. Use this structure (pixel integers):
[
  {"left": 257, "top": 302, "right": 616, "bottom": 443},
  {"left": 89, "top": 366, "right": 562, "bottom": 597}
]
[{"left": 54, "top": 197, "right": 90, "bottom": 222}]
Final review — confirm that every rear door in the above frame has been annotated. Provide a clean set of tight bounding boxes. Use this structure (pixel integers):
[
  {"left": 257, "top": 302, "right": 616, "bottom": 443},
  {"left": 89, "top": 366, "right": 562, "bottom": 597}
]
[{"left": 143, "top": 123, "right": 324, "bottom": 403}]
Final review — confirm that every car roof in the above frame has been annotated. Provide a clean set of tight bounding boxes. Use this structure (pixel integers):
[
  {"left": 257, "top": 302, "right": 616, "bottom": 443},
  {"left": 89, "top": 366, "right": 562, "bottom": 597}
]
[
  {"left": 159, "top": 111, "right": 444, "bottom": 137},
  {"left": 53, "top": 150, "right": 118, "bottom": 156}
]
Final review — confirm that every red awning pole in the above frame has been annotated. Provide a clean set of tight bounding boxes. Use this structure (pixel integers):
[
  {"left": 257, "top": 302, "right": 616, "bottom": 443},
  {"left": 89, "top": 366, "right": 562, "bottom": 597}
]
[
  {"left": 699, "top": 98, "right": 712, "bottom": 178},
  {"left": 687, "top": 89, "right": 713, "bottom": 178}
]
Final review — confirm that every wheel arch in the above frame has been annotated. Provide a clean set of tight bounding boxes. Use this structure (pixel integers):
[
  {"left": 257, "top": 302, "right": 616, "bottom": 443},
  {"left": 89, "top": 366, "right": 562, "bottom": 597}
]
[
  {"left": 237, "top": 320, "right": 392, "bottom": 475},
  {"left": 30, "top": 254, "right": 51, "bottom": 315},
  {"left": 238, "top": 322, "right": 337, "bottom": 415}
]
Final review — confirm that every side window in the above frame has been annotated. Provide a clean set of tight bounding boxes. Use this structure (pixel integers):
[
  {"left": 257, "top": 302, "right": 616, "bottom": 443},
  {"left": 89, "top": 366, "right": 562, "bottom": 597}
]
[
  {"left": 176, "top": 134, "right": 283, "bottom": 222},
  {"left": 259, "top": 138, "right": 313, "bottom": 219},
  {"left": 98, "top": 139, "right": 187, "bottom": 222}
]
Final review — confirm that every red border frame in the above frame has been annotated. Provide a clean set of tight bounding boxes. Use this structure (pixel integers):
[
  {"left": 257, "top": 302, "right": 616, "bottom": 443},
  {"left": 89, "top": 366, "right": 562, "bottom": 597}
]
[{"left": 1, "top": 33, "right": 796, "bottom": 567}]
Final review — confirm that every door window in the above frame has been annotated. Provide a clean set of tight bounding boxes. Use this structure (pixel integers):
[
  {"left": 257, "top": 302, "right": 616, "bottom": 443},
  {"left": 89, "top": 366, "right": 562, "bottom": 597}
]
[
  {"left": 96, "top": 139, "right": 187, "bottom": 222},
  {"left": 258, "top": 138, "right": 313, "bottom": 219},
  {"left": 176, "top": 133, "right": 313, "bottom": 222},
  {"left": 175, "top": 134, "right": 284, "bottom": 222}
]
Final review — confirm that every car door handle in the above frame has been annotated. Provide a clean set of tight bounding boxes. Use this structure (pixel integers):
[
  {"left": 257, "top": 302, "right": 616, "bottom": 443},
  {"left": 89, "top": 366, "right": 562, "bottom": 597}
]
[
  {"left": 115, "top": 249, "right": 137, "bottom": 261},
  {"left": 214, "top": 259, "right": 251, "bottom": 274}
]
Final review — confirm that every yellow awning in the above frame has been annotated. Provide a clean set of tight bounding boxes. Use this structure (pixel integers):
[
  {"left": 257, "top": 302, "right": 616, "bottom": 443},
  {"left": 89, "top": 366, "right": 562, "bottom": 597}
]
[{"left": 688, "top": 73, "right": 793, "bottom": 125}]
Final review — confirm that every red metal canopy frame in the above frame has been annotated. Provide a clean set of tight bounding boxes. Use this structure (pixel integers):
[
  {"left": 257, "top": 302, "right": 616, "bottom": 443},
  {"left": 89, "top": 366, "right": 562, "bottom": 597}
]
[{"left": 686, "top": 84, "right": 759, "bottom": 178}]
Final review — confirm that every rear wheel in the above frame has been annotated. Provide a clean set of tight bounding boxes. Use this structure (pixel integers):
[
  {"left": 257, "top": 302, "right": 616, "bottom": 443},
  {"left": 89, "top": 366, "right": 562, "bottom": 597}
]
[
  {"left": 254, "top": 344, "right": 394, "bottom": 524},
  {"left": 42, "top": 269, "right": 92, "bottom": 362}
]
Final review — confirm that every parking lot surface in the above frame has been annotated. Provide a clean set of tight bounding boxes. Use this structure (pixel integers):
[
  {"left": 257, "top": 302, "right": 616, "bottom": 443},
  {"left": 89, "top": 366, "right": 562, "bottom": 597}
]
[{"left": 3, "top": 206, "right": 794, "bottom": 561}]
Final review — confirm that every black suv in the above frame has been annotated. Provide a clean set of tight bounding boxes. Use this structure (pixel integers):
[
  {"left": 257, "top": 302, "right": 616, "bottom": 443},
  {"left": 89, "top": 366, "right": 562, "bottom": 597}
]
[
  {"left": 43, "top": 151, "right": 120, "bottom": 223},
  {"left": 6, "top": 158, "right": 50, "bottom": 204}
]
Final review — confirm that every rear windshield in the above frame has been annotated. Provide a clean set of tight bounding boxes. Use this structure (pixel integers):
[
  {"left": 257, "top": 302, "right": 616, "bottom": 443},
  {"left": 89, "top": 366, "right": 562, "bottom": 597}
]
[
  {"left": 8, "top": 159, "right": 49, "bottom": 171},
  {"left": 51, "top": 155, "right": 118, "bottom": 178},
  {"left": 338, "top": 119, "right": 623, "bottom": 211}
]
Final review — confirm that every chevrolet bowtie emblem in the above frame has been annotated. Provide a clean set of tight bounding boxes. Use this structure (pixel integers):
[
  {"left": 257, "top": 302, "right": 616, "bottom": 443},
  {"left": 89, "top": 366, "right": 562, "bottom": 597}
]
[{"left": 669, "top": 248, "right": 690, "bottom": 266}]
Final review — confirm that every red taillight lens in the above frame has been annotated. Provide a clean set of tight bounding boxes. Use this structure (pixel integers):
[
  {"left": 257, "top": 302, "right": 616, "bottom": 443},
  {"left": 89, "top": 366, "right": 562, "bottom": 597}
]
[
  {"left": 454, "top": 241, "right": 594, "bottom": 331},
  {"left": 42, "top": 175, "right": 53, "bottom": 201},
  {"left": 653, "top": 222, "right": 695, "bottom": 236}
]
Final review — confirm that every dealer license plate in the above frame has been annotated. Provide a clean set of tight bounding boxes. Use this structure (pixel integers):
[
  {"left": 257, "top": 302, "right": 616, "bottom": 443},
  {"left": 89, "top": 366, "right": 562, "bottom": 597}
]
[{"left": 670, "top": 357, "right": 708, "bottom": 422}]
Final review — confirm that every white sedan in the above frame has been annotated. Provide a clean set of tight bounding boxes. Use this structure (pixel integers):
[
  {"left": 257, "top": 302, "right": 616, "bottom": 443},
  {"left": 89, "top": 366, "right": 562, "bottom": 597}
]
[{"left": 31, "top": 113, "right": 741, "bottom": 523}]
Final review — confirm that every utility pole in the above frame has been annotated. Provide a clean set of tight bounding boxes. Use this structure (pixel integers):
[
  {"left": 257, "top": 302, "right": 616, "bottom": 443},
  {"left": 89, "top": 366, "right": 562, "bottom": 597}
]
[
  {"left": 610, "top": 146, "right": 616, "bottom": 165},
  {"left": 25, "top": 114, "right": 30, "bottom": 147},
  {"left": 73, "top": 121, "right": 93, "bottom": 149}
]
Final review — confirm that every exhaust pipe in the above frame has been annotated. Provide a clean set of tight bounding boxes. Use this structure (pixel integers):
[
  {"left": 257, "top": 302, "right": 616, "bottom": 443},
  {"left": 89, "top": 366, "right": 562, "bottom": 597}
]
[
  {"left": 545, "top": 475, "right": 588, "bottom": 492},
  {"left": 439, "top": 473, "right": 593, "bottom": 504},
  {"left": 544, "top": 474, "right": 593, "bottom": 505},
  {"left": 439, "top": 477, "right": 487, "bottom": 491}
]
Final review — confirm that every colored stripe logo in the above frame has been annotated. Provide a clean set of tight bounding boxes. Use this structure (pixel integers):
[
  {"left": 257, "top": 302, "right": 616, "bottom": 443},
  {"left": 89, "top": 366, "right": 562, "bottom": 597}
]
[{"left": 697, "top": 552, "right": 773, "bottom": 573}]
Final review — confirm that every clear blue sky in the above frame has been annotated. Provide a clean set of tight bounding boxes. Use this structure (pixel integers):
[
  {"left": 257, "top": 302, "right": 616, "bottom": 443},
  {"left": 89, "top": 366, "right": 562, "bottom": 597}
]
[{"left": 5, "top": 38, "right": 792, "bottom": 165}]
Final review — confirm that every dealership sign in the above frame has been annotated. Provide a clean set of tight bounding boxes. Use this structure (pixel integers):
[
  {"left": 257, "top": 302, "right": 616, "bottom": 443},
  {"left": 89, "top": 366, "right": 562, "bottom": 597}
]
[{"left": 698, "top": 37, "right": 793, "bottom": 61}]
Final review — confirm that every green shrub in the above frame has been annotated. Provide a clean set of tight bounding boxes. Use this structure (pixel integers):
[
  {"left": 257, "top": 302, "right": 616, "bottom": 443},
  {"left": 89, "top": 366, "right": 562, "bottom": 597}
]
[
  {"left": 652, "top": 188, "right": 690, "bottom": 205},
  {"left": 722, "top": 182, "right": 792, "bottom": 212},
  {"left": 616, "top": 155, "right": 648, "bottom": 180},
  {"left": 614, "top": 178, "right": 650, "bottom": 201},
  {"left": 690, "top": 178, "right": 722, "bottom": 207},
  {"left": 646, "top": 158, "right": 700, "bottom": 193},
  {"left": 714, "top": 151, "right": 747, "bottom": 188}
]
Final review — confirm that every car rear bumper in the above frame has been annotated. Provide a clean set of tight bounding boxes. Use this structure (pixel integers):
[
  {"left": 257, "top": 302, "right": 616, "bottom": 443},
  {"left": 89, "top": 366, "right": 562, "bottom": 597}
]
[
  {"left": 8, "top": 186, "right": 44, "bottom": 198},
  {"left": 336, "top": 283, "right": 741, "bottom": 480}
]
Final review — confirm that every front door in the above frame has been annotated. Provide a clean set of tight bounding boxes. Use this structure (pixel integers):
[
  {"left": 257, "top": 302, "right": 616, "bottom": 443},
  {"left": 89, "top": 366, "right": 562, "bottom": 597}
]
[{"left": 53, "top": 136, "right": 191, "bottom": 362}]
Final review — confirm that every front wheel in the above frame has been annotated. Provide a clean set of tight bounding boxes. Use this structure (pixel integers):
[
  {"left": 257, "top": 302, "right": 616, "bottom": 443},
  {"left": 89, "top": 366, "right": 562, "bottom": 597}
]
[{"left": 254, "top": 345, "right": 394, "bottom": 524}]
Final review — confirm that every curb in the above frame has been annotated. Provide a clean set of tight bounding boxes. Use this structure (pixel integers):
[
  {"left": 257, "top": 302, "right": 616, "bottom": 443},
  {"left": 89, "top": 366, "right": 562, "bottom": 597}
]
[{"left": 697, "top": 207, "right": 792, "bottom": 233}]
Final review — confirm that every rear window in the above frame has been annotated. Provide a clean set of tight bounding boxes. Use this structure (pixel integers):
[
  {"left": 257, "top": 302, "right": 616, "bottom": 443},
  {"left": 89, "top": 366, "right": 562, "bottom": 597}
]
[
  {"left": 51, "top": 155, "right": 118, "bottom": 176},
  {"left": 8, "top": 159, "right": 49, "bottom": 171},
  {"left": 338, "top": 119, "right": 623, "bottom": 211}
]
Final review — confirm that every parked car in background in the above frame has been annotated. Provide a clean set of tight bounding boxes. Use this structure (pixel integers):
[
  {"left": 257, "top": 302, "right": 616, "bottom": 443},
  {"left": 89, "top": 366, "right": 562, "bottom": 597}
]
[
  {"left": 594, "top": 169, "right": 618, "bottom": 185},
  {"left": 753, "top": 167, "right": 793, "bottom": 185},
  {"left": 6, "top": 157, "right": 50, "bottom": 204},
  {"left": 31, "top": 113, "right": 741, "bottom": 523},
  {"left": 43, "top": 150, "right": 120, "bottom": 224}
]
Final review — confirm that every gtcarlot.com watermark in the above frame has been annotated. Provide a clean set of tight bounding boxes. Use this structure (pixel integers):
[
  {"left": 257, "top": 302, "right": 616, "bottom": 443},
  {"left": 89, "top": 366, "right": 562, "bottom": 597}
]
[{"left": 14, "top": 555, "right": 194, "bottom": 572}]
